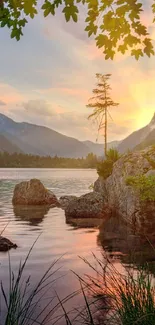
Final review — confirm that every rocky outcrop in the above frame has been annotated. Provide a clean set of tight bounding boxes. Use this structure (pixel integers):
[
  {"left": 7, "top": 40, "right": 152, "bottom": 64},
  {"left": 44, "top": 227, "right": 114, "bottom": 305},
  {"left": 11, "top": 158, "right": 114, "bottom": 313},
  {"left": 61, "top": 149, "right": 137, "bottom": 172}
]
[
  {"left": 59, "top": 195, "right": 77, "bottom": 210},
  {"left": 65, "top": 192, "right": 111, "bottom": 220},
  {"left": 94, "top": 146, "right": 155, "bottom": 235},
  {"left": 0, "top": 236, "right": 17, "bottom": 252},
  {"left": 12, "top": 179, "right": 59, "bottom": 206}
]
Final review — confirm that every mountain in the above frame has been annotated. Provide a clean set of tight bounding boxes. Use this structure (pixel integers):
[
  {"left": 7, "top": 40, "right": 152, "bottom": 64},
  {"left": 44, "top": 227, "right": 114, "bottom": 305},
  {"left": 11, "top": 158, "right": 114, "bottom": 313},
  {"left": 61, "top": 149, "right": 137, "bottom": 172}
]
[
  {"left": 0, "top": 134, "right": 22, "bottom": 154},
  {"left": 83, "top": 140, "right": 120, "bottom": 157},
  {"left": 0, "top": 113, "right": 115, "bottom": 158},
  {"left": 118, "top": 113, "right": 155, "bottom": 153},
  {"left": 134, "top": 129, "right": 155, "bottom": 151},
  {"left": 0, "top": 113, "right": 92, "bottom": 158}
]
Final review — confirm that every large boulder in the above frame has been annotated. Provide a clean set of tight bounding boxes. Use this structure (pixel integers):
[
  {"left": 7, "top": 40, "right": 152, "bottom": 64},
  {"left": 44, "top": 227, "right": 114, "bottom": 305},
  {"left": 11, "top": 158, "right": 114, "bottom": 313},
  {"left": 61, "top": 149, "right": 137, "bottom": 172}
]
[
  {"left": 94, "top": 146, "right": 155, "bottom": 235},
  {"left": 65, "top": 192, "right": 111, "bottom": 220},
  {"left": 12, "top": 179, "right": 59, "bottom": 206}
]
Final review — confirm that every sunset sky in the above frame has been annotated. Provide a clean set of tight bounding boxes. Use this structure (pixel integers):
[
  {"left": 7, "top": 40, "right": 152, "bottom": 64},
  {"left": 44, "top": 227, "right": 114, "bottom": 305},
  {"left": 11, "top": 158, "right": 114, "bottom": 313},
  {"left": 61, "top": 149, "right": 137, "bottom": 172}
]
[{"left": 0, "top": 2, "right": 155, "bottom": 142}]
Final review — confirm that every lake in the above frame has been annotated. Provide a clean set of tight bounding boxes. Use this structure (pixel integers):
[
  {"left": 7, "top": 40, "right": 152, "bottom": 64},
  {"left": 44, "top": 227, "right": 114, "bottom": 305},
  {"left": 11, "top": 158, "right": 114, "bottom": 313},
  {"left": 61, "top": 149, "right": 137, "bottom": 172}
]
[{"left": 0, "top": 168, "right": 111, "bottom": 324}]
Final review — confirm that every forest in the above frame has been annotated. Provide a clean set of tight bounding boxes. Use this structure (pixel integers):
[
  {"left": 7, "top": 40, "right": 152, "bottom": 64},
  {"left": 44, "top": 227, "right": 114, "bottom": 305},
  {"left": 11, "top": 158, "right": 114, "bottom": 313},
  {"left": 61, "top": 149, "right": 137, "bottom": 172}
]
[{"left": 0, "top": 151, "right": 98, "bottom": 168}]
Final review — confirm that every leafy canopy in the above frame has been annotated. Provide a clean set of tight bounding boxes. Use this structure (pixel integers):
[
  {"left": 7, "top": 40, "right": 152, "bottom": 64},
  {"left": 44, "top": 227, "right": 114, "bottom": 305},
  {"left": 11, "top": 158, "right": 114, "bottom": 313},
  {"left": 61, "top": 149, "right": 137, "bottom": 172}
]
[{"left": 0, "top": 0, "right": 155, "bottom": 59}]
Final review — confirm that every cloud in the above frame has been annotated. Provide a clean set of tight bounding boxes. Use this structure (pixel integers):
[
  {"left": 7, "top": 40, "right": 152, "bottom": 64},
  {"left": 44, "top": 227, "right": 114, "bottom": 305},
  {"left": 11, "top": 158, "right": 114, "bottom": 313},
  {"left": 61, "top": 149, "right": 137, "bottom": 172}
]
[
  {"left": 0, "top": 100, "right": 6, "bottom": 106},
  {"left": 0, "top": 83, "right": 24, "bottom": 104},
  {"left": 22, "top": 99, "right": 54, "bottom": 117},
  {"left": 1, "top": 2, "right": 155, "bottom": 144},
  {"left": 37, "top": 87, "right": 90, "bottom": 104}
]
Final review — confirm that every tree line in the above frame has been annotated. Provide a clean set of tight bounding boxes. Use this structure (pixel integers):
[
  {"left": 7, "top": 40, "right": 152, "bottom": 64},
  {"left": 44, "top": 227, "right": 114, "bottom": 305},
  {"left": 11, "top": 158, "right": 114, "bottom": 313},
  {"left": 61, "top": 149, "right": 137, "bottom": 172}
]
[{"left": 0, "top": 152, "right": 98, "bottom": 168}]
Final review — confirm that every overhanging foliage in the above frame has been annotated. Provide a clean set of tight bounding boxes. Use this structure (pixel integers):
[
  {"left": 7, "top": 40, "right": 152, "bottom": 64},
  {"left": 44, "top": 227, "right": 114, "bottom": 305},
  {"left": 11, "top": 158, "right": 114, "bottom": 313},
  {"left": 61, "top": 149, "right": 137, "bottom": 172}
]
[{"left": 0, "top": 0, "right": 155, "bottom": 59}]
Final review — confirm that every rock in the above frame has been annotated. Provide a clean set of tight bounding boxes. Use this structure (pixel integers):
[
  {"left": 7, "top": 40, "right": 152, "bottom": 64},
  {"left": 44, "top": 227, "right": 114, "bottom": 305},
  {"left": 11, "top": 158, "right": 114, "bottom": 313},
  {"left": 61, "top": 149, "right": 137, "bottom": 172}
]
[
  {"left": 0, "top": 236, "right": 17, "bottom": 252},
  {"left": 59, "top": 195, "right": 77, "bottom": 210},
  {"left": 12, "top": 179, "right": 59, "bottom": 206},
  {"left": 145, "top": 169, "right": 155, "bottom": 177},
  {"left": 65, "top": 192, "right": 111, "bottom": 219},
  {"left": 94, "top": 146, "right": 155, "bottom": 235}
]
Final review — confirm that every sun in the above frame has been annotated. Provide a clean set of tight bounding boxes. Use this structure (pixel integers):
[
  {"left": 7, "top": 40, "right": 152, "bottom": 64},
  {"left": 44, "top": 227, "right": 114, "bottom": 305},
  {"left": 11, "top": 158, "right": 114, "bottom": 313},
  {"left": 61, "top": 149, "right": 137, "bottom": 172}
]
[{"left": 135, "top": 108, "right": 155, "bottom": 130}]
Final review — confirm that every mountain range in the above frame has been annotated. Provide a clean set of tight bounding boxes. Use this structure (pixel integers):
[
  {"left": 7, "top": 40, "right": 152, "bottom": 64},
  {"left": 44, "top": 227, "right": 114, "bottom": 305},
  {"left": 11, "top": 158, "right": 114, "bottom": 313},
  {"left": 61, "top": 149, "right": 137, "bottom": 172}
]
[
  {"left": 0, "top": 113, "right": 118, "bottom": 157},
  {"left": 0, "top": 112, "right": 154, "bottom": 157}
]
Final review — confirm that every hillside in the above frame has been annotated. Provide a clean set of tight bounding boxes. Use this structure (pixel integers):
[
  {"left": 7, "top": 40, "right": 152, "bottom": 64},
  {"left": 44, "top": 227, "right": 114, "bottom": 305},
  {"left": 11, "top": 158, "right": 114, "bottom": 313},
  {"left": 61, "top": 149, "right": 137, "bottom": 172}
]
[
  {"left": 118, "top": 113, "right": 155, "bottom": 153},
  {"left": 83, "top": 140, "right": 120, "bottom": 156},
  {"left": 0, "top": 134, "right": 22, "bottom": 154},
  {"left": 0, "top": 114, "right": 92, "bottom": 158},
  {"left": 0, "top": 113, "right": 113, "bottom": 157},
  {"left": 134, "top": 129, "right": 155, "bottom": 151}
]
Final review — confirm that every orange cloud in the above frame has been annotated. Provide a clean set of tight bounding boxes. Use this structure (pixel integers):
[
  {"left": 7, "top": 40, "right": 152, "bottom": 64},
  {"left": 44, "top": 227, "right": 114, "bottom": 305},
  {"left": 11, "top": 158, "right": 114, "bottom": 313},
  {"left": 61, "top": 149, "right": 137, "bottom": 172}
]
[
  {"left": 36, "top": 86, "right": 90, "bottom": 102},
  {"left": 0, "top": 83, "right": 24, "bottom": 104}
]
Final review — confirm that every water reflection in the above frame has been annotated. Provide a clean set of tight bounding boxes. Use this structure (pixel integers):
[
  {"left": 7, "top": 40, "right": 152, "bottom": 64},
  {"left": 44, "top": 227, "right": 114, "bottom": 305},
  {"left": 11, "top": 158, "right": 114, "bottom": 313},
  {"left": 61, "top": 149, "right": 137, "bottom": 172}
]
[
  {"left": 14, "top": 205, "right": 50, "bottom": 226},
  {"left": 98, "top": 214, "right": 155, "bottom": 275},
  {"left": 66, "top": 217, "right": 103, "bottom": 229}
]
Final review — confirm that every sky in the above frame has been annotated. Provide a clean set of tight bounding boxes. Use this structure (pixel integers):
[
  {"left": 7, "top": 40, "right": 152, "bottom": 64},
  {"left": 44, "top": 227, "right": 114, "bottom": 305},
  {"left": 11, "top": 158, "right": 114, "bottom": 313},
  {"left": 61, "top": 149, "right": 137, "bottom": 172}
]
[{"left": 0, "top": 2, "right": 155, "bottom": 143}]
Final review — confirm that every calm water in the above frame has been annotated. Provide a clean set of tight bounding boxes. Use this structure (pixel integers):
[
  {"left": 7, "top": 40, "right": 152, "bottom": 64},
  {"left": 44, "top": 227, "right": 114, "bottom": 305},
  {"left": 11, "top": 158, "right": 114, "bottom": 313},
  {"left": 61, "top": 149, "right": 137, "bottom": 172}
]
[{"left": 0, "top": 168, "right": 110, "bottom": 323}]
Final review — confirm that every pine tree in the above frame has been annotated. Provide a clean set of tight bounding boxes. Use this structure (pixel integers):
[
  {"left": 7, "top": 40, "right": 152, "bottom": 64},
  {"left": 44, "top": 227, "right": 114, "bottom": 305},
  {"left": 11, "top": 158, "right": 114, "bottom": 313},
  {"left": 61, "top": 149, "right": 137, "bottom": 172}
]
[{"left": 87, "top": 73, "right": 119, "bottom": 156}]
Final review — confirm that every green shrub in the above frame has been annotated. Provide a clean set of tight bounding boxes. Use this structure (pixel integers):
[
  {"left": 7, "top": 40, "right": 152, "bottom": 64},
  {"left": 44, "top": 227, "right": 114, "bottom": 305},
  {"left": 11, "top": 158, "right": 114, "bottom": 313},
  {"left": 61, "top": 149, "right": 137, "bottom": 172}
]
[
  {"left": 126, "top": 175, "right": 155, "bottom": 201},
  {"left": 106, "top": 148, "right": 121, "bottom": 162},
  {"left": 97, "top": 148, "right": 120, "bottom": 179},
  {"left": 97, "top": 159, "right": 114, "bottom": 179}
]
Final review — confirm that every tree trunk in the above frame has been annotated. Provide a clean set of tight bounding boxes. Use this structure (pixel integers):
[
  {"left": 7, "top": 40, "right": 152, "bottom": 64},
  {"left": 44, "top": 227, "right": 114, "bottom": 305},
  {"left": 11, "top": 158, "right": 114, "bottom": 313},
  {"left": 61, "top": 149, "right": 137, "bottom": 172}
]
[{"left": 104, "top": 106, "right": 107, "bottom": 156}]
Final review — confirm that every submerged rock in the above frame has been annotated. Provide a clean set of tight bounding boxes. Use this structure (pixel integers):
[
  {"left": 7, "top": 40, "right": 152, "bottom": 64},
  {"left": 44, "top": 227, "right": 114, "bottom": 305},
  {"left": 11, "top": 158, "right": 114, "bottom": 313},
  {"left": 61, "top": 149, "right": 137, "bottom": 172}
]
[
  {"left": 65, "top": 192, "right": 110, "bottom": 219},
  {"left": 0, "top": 236, "right": 17, "bottom": 252},
  {"left": 66, "top": 217, "right": 104, "bottom": 228},
  {"left": 12, "top": 179, "right": 59, "bottom": 206},
  {"left": 14, "top": 205, "right": 50, "bottom": 226}
]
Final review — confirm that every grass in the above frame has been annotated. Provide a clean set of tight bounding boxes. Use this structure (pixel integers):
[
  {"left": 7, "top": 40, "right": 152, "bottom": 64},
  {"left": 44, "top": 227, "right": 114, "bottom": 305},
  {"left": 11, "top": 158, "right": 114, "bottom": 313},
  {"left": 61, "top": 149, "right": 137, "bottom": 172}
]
[
  {"left": 72, "top": 253, "right": 155, "bottom": 325},
  {"left": 1, "top": 237, "right": 80, "bottom": 325},
  {"left": 1, "top": 241, "right": 155, "bottom": 325}
]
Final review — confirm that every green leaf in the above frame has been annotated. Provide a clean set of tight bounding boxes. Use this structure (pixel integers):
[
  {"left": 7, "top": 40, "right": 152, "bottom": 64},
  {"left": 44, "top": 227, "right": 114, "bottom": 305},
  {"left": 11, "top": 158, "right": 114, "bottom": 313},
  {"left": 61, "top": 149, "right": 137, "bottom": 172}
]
[
  {"left": 118, "top": 43, "right": 127, "bottom": 54},
  {"left": 18, "top": 18, "right": 27, "bottom": 27},
  {"left": 72, "top": 12, "right": 78, "bottom": 22},
  {"left": 152, "top": 2, "right": 155, "bottom": 13},
  {"left": 1, "top": 20, "right": 6, "bottom": 27},
  {"left": 23, "top": 0, "right": 33, "bottom": 15},
  {"left": 41, "top": 2, "right": 49, "bottom": 10},
  {"left": 44, "top": 7, "right": 51, "bottom": 17},
  {"left": 131, "top": 48, "right": 143, "bottom": 60},
  {"left": 96, "top": 34, "right": 110, "bottom": 49},
  {"left": 51, "top": 4, "right": 55, "bottom": 15},
  {"left": 11, "top": 28, "right": 17, "bottom": 38},
  {"left": 104, "top": 49, "right": 115, "bottom": 60},
  {"left": 116, "top": 4, "right": 130, "bottom": 16}
]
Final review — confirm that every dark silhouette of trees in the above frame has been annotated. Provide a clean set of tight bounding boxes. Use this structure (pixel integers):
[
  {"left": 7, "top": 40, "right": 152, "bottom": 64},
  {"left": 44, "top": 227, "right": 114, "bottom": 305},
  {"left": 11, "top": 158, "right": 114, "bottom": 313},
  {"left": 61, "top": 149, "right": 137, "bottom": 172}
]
[{"left": 0, "top": 151, "right": 98, "bottom": 168}]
